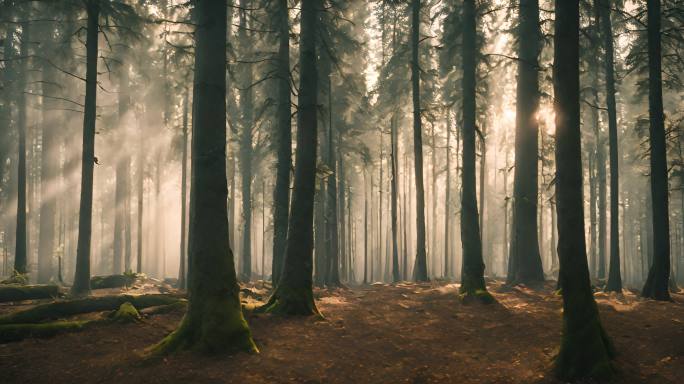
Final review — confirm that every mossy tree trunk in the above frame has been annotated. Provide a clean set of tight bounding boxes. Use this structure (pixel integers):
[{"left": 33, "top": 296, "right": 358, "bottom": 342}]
[
  {"left": 552, "top": 0, "right": 614, "bottom": 379},
  {"left": 459, "top": 0, "right": 489, "bottom": 301},
  {"left": 642, "top": 0, "right": 671, "bottom": 301},
  {"left": 72, "top": 0, "right": 100, "bottom": 296},
  {"left": 260, "top": 0, "right": 320, "bottom": 316},
  {"left": 507, "top": 0, "right": 544, "bottom": 286},
  {"left": 151, "top": 0, "right": 256, "bottom": 354}
]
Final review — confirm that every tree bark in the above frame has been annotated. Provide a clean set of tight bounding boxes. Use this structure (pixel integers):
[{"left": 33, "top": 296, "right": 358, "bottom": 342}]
[
  {"left": 260, "top": 0, "right": 320, "bottom": 315},
  {"left": 178, "top": 87, "right": 189, "bottom": 289},
  {"left": 600, "top": 0, "right": 622, "bottom": 292},
  {"left": 460, "top": 0, "right": 489, "bottom": 300},
  {"left": 71, "top": 1, "right": 100, "bottom": 295},
  {"left": 411, "top": 0, "right": 428, "bottom": 281},
  {"left": 508, "top": 0, "right": 544, "bottom": 286},
  {"left": 14, "top": 21, "right": 30, "bottom": 276},
  {"left": 552, "top": 0, "right": 614, "bottom": 378},
  {"left": 391, "top": 114, "right": 400, "bottom": 283},
  {"left": 151, "top": 0, "right": 256, "bottom": 354},
  {"left": 271, "top": 0, "right": 291, "bottom": 285},
  {"left": 642, "top": 0, "right": 671, "bottom": 301}
]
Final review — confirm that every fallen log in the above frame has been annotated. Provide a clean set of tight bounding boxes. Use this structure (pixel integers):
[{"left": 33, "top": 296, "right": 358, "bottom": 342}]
[
  {"left": 90, "top": 274, "right": 137, "bottom": 290},
  {"left": 0, "top": 285, "right": 61, "bottom": 303},
  {"left": 0, "top": 294, "right": 184, "bottom": 325},
  {"left": 0, "top": 320, "right": 91, "bottom": 343}
]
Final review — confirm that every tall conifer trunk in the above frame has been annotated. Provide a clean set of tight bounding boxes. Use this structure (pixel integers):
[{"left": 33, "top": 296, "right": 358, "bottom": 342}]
[
  {"left": 151, "top": 0, "right": 256, "bottom": 354},
  {"left": 552, "top": 0, "right": 614, "bottom": 378},
  {"left": 642, "top": 0, "right": 671, "bottom": 301},
  {"left": 72, "top": 1, "right": 100, "bottom": 295},
  {"left": 508, "top": 0, "right": 544, "bottom": 286}
]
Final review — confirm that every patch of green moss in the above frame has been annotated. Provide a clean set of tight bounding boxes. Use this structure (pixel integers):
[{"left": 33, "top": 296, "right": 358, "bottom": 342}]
[
  {"left": 459, "top": 289, "right": 495, "bottom": 305},
  {"left": 109, "top": 302, "right": 141, "bottom": 323},
  {"left": 0, "top": 320, "right": 90, "bottom": 343}
]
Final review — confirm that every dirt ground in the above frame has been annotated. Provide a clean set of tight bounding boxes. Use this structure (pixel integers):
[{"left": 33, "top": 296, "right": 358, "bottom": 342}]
[{"left": 1, "top": 280, "right": 683, "bottom": 384}]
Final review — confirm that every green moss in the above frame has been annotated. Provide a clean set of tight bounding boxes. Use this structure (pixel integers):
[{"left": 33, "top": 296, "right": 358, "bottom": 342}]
[
  {"left": 148, "top": 295, "right": 257, "bottom": 357},
  {"left": 109, "top": 302, "right": 141, "bottom": 323},
  {"left": 1, "top": 273, "right": 29, "bottom": 285},
  {"left": 0, "top": 320, "right": 90, "bottom": 343},
  {"left": 90, "top": 273, "right": 137, "bottom": 290},
  {"left": 554, "top": 305, "right": 615, "bottom": 381},
  {"left": 0, "top": 284, "right": 61, "bottom": 303},
  {"left": 0, "top": 294, "right": 183, "bottom": 324},
  {"left": 459, "top": 288, "right": 495, "bottom": 305},
  {"left": 257, "top": 284, "right": 322, "bottom": 317}
]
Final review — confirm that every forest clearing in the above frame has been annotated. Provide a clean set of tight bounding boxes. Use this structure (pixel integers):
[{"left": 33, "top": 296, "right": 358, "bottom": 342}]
[
  {"left": 1, "top": 280, "right": 683, "bottom": 383},
  {"left": 1, "top": 0, "right": 683, "bottom": 382}
]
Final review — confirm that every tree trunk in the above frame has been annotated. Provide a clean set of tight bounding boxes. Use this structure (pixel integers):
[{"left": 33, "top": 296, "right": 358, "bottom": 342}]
[
  {"left": 151, "top": 0, "right": 256, "bottom": 354},
  {"left": 391, "top": 114, "right": 400, "bottom": 283},
  {"left": 113, "top": 60, "right": 130, "bottom": 276},
  {"left": 642, "top": 0, "right": 671, "bottom": 301},
  {"left": 178, "top": 87, "right": 189, "bottom": 289},
  {"left": 508, "top": 0, "right": 544, "bottom": 286},
  {"left": 14, "top": 21, "right": 30, "bottom": 276},
  {"left": 444, "top": 112, "right": 451, "bottom": 279},
  {"left": 601, "top": 0, "right": 622, "bottom": 292},
  {"left": 411, "top": 0, "right": 428, "bottom": 281},
  {"left": 364, "top": 168, "right": 369, "bottom": 284},
  {"left": 552, "top": 0, "right": 614, "bottom": 378},
  {"left": 460, "top": 0, "right": 489, "bottom": 300},
  {"left": 71, "top": 1, "right": 100, "bottom": 295},
  {"left": 260, "top": 0, "right": 320, "bottom": 315},
  {"left": 37, "top": 20, "right": 59, "bottom": 283},
  {"left": 326, "top": 75, "right": 340, "bottom": 286},
  {"left": 271, "top": 0, "right": 291, "bottom": 285},
  {"left": 238, "top": 0, "right": 254, "bottom": 282}
]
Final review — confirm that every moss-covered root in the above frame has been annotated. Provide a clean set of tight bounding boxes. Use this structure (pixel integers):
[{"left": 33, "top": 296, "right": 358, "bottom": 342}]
[
  {"left": 109, "top": 302, "right": 141, "bottom": 323},
  {"left": 0, "top": 321, "right": 90, "bottom": 343},
  {"left": 0, "top": 284, "right": 61, "bottom": 303},
  {"left": 256, "top": 285, "right": 322, "bottom": 317},
  {"left": 554, "top": 315, "right": 615, "bottom": 381},
  {"left": 459, "top": 275, "right": 495, "bottom": 305},
  {"left": 148, "top": 296, "right": 258, "bottom": 356},
  {"left": 1, "top": 273, "right": 29, "bottom": 285},
  {"left": 0, "top": 294, "right": 183, "bottom": 325}
]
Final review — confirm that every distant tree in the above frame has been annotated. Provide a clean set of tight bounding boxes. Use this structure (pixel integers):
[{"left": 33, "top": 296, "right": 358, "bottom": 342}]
[
  {"left": 260, "top": 0, "right": 321, "bottom": 315},
  {"left": 151, "top": 0, "right": 256, "bottom": 354},
  {"left": 552, "top": 0, "right": 614, "bottom": 379}
]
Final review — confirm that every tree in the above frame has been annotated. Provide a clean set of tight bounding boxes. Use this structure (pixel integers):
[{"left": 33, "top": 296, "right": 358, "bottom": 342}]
[
  {"left": 411, "top": 0, "right": 428, "bottom": 282},
  {"left": 13, "top": 20, "right": 29, "bottom": 277},
  {"left": 552, "top": 0, "right": 614, "bottom": 379},
  {"left": 642, "top": 0, "right": 671, "bottom": 301},
  {"left": 178, "top": 87, "right": 189, "bottom": 290},
  {"left": 600, "top": 0, "right": 622, "bottom": 293},
  {"left": 459, "top": 0, "right": 490, "bottom": 302},
  {"left": 271, "top": 0, "right": 291, "bottom": 285},
  {"left": 71, "top": 0, "right": 100, "bottom": 296},
  {"left": 260, "top": 0, "right": 320, "bottom": 316},
  {"left": 507, "top": 0, "right": 545, "bottom": 286},
  {"left": 151, "top": 0, "right": 256, "bottom": 354}
]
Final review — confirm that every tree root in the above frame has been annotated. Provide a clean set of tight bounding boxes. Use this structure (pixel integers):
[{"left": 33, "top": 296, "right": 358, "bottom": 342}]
[{"left": 0, "top": 294, "right": 184, "bottom": 324}]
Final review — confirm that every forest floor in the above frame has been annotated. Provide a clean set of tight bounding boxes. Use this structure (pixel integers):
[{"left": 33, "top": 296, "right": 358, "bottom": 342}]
[{"left": 1, "top": 279, "right": 683, "bottom": 384}]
